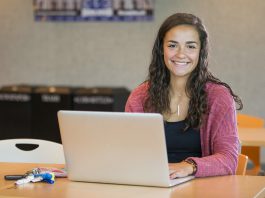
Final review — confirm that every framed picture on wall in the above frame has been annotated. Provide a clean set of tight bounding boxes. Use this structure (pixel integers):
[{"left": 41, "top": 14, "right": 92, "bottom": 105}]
[{"left": 33, "top": 0, "right": 154, "bottom": 22}]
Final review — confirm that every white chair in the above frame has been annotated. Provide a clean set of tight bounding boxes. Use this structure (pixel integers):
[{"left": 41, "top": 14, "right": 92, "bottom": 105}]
[{"left": 0, "top": 139, "right": 65, "bottom": 164}]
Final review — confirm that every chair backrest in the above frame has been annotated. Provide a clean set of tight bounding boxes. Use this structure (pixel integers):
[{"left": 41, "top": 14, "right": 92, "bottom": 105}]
[
  {"left": 0, "top": 139, "right": 65, "bottom": 164},
  {"left": 237, "top": 113, "right": 264, "bottom": 128},
  {"left": 236, "top": 154, "right": 248, "bottom": 175},
  {"left": 237, "top": 113, "right": 264, "bottom": 175}
]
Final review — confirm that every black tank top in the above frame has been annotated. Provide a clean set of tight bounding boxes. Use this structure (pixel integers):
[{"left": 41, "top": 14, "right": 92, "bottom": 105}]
[{"left": 164, "top": 120, "right": 202, "bottom": 163}]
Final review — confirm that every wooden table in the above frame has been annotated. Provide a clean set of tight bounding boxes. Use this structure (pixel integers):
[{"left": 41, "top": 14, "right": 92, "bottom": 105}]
[
  {"left": 238, "top": 127, "right": 265, "bottom": 147},
  {"left": 0, "top": 162, "right": 264, "bottom": 198}
]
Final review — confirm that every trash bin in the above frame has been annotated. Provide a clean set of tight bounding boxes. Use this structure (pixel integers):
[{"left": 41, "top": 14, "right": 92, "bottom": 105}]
[
  {"left": 0, "top": 85, "right": 32, "bottom": 140},
  {"left": 73, "top": 87, "right": 130, "bottom": 112},
  {"left": 31, "top": 86, "right": 72, "bottom": 143}
]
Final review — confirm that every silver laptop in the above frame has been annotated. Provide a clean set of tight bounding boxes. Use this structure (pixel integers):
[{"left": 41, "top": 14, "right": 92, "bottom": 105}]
[{"left": 58, "top": 110, "right": 194, "bottom": 187}]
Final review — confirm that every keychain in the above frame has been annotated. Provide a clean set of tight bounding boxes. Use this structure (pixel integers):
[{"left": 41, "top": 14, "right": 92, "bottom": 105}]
[
  {"left": 15, "top": 173, "right": 55, "bottom": 185},
  {"left": 5, "top": 167, "right": 65, "bottom": 186}
]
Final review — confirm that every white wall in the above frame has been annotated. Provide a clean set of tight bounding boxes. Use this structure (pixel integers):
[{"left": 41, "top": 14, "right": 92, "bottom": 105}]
[{"left": 1, "top": 0, "right": 265, "bottom": 162}]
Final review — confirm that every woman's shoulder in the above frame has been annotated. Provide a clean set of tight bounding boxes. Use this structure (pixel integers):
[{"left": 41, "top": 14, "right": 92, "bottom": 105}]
[
  {"left": 205, "top": 81, "right": 234, "bottom": 106},
  {"left": 205, "top": 81, "right": 231, "bottom": 98},
  {"left": 130, "top": 81, "right": 149, "bottom": 95},
  {"left": 125, "top": 82, "right": 149, "bottom": 112}
]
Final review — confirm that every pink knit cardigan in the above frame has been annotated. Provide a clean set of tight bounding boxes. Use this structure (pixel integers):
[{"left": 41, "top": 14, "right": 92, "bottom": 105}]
[{"left": 125, "top": 82, "right": 239, "bottom": 177}]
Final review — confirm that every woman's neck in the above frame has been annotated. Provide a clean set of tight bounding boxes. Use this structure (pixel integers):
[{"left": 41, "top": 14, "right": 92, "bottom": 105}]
[
  {"left": 163, "top": 75, "right": 190, "bottom": 122},
  {"left": 169, "top": 75, "right": 188, "bottom": 97}
]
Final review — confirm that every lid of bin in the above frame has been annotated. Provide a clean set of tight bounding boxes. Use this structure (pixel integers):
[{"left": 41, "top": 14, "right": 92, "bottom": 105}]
[
  {"left": 34, "top": 86, "right": 71, "bottom": 94},
  {"left": 74, "top": 87, "right": 113, "bottom": 95},
  {"left": 0, "top": 85, "right": 32, "bottom": 93}
]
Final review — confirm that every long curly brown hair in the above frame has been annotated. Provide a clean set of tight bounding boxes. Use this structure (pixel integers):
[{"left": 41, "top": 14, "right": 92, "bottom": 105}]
[{"left": 144, "top": 13, "right": 243, "bottom": 129}]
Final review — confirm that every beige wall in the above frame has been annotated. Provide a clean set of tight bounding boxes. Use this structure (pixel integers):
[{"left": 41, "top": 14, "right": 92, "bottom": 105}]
[{"left": 1, "top": 1, "right": 265, "bottom": 160}]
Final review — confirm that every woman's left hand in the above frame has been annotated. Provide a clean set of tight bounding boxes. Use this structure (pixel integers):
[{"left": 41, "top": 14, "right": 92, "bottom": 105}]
[{"left": 169, "top": 161, "right": 194, "bottom": 179}]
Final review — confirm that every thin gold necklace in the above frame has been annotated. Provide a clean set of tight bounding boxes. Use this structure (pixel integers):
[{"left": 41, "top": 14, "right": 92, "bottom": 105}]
[
  {"left": 170, "top": 104, "right": 180, "bottom": 116},
  {"left": 170, "top": 93, "right": 182, "bottom": 116}
]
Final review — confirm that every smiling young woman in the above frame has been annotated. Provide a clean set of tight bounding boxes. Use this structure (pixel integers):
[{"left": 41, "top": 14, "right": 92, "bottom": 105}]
[
  {"left": 163, "top": 25, "right": 200, "bottom": 79},
  {"left": 125, "top": 13, "right": 243, "bottom": 178},
  {"left": 162, "top": 24, "right": 201, "bottom": 123}
]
